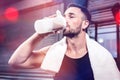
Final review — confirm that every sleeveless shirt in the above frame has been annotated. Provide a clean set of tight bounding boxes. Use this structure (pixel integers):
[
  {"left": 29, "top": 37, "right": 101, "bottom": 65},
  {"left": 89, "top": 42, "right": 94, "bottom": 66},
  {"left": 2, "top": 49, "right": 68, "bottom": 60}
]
[{"left": 54, "top": 52, "right": 94, "bottom": 80}]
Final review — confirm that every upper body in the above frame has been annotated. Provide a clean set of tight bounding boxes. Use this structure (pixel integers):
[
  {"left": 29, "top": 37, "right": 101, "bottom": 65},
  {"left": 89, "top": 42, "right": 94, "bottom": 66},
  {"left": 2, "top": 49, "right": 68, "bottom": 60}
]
[
  {"left": 8, "top": 3, "right": 90, "bottom": 69},
  {"left": 8, "top": 3, "right": 120, "bottom": 80}
]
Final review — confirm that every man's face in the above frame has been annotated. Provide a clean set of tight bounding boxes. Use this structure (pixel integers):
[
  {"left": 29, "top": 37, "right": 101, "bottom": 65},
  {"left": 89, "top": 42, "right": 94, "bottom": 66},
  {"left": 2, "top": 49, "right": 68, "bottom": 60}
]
[{"left": 63, "top": 7, "right": 87, "bottom": 38}]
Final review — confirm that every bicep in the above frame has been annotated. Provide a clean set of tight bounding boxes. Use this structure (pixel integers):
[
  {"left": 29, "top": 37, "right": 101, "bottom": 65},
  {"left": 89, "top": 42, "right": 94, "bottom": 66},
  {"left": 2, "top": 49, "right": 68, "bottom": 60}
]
[
  {"left": 22, "top": 52, "right": 45, "bottom": 68},
  {"left": 15, "top": 46, "right": 50, "bottom": 69}
]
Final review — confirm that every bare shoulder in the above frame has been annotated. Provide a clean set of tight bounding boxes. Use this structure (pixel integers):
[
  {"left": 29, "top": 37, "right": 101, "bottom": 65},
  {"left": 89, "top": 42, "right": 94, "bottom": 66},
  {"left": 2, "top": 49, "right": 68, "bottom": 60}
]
[{"left": 31, "top": 45, "right": 51, "bottom": 60}]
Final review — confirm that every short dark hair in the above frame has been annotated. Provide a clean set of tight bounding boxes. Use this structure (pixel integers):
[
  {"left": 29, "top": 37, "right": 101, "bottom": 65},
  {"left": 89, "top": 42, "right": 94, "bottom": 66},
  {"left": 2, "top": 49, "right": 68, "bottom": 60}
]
[{"left": 67, "top": 3, "right": 91, "bottom": 22}]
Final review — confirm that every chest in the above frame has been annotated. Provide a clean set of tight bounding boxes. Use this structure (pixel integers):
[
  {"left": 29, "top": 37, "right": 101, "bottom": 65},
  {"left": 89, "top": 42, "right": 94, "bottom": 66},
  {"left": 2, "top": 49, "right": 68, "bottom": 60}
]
[{"left": 54, "top": 53, "right": 94, "bottom": 80}]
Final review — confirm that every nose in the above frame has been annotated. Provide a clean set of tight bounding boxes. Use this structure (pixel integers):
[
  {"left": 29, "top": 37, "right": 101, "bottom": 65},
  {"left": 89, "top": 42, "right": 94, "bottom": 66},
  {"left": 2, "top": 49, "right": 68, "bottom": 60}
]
[{"left": 64, "top": 17, "right": 69, "bottom": 25}]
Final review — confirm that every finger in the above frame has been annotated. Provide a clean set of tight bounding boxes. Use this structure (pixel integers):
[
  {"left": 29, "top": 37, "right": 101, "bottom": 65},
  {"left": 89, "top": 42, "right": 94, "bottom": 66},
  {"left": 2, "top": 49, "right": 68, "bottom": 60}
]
[{"left": 48, "top": 14, "right": 57, "bottom": 18}]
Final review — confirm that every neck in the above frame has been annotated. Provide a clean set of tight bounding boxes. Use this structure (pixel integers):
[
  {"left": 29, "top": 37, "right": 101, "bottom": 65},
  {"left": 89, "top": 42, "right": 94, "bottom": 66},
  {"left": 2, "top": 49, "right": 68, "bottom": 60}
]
[{"left": 66, "top": 32, "right": 87, "bottom": 57}]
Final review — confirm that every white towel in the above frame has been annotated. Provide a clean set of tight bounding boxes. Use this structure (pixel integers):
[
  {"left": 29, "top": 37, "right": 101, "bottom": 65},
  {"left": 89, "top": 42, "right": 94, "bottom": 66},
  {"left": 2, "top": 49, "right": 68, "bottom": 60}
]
[
  {"left": 86, "top": 34, "right": 120, "bottom": 80},
  {"left": 41, "top": 37, "right": 67, "bottom": 73},
  {"left": 41, "top": 34, "right": 120, "bottom": 80}
]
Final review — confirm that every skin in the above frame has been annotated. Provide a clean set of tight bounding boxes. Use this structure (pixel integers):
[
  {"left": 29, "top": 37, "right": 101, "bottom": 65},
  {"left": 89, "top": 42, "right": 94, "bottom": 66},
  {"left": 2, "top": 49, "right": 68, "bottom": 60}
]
[{"left": 8, "top": 7, "right": 90, "bottom": 69}]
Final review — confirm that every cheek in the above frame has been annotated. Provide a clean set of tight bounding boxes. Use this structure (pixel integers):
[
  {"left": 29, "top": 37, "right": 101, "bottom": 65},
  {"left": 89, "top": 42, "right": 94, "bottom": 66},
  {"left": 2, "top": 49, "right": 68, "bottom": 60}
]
[{"left": 72, "top": 20, "right": 82, "bottom": 28}]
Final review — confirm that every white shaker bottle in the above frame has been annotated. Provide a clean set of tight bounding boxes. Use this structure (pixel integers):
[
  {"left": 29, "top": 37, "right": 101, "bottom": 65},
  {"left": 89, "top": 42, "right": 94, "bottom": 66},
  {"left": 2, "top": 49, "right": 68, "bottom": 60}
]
[{"left": 34, "top": 10, "right": 66, "bottom": 34}]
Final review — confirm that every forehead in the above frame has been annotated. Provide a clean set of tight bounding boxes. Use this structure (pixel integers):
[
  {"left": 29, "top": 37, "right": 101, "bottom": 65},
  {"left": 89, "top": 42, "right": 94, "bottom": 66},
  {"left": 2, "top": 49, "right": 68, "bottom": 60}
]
[{"left": 64, "top": 7, "right": 83, "bottom": 15}]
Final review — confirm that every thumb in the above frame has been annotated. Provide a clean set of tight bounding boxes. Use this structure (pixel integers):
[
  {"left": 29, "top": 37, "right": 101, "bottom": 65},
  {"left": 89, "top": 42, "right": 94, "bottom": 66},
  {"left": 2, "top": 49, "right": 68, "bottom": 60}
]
[{"left": 56, "top": 10, "right": 62, "bottom": 17}]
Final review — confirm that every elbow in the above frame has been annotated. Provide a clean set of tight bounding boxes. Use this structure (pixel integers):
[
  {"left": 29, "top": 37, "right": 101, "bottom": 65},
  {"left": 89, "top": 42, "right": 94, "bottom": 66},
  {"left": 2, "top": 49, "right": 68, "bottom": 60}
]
[
  {"left": 8, "top": 59, "right": 17, "bottom": 67},
  {"left": 8, "top": 60, "right": 20, "bottom": 68},
  {"left": 8, "top": 59, "right": 27, "bottom": 68},
  {"left": 8, "top": 59, "right": 14, "bottom": 66}
]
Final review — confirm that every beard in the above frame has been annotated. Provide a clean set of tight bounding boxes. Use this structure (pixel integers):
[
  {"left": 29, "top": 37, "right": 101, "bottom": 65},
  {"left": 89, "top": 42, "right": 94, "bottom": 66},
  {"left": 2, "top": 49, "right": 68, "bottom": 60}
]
[{"left": 63, "top": 28, "right": 81, "bottom": 38}]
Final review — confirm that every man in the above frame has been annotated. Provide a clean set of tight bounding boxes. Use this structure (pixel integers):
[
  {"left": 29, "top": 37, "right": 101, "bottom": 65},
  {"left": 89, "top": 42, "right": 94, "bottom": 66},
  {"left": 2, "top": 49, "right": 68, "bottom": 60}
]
[{"left": 8, "top": 3, "right": 120, "bottom": 80}]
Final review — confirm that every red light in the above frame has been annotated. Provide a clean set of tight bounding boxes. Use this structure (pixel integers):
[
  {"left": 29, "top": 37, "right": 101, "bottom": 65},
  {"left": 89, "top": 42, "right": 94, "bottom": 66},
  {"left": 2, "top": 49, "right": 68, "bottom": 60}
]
[
  {"left": 115, "top": 11, "right": 120, "bottom": 24},
  {"left": 4, "top": 7, "right": 19, "bottom": 22}
]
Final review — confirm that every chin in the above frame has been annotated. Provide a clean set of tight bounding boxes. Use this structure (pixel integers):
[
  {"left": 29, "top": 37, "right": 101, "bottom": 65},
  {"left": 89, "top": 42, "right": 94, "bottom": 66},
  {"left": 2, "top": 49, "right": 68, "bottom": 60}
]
[
  {"left": 63, "top": 28, "right": 81, "bottom": 38},
  {"left": 63, "top": 32, "right": 79, "bottom": 38}
]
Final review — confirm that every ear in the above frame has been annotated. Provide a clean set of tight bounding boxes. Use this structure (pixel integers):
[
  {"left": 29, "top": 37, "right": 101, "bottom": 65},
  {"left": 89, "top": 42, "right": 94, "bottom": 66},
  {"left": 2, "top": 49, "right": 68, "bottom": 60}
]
[{"left": 82, "top": 20, "right": 89, "bottom": 29}]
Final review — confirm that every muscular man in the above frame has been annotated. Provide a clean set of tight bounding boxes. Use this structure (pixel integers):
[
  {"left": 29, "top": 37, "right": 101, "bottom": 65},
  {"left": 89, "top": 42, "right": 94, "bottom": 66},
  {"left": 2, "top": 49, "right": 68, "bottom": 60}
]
[{"left": 8, "top": 3, "right": 120, "bottom": 80}]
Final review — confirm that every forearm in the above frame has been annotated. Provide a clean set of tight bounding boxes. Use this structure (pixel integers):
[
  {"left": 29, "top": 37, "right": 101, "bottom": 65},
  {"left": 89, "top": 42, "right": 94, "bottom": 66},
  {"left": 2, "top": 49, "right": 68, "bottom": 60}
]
[{"left": 8, "top": 32, "right": 48, "bottom": 65}]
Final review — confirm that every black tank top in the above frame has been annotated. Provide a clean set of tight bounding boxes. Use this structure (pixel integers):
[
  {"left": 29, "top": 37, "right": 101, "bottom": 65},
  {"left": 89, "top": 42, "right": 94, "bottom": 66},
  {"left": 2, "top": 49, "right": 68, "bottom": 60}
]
[{"left": 54, "top": 52, "right": 94, "bottom": 80}]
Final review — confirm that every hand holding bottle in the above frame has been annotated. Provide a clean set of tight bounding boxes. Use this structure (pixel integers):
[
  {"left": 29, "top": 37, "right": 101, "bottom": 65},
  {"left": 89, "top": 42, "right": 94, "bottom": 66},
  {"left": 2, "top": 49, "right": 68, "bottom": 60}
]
[{"left": 34, "top": 10, "right": 66, "bottom": 34}]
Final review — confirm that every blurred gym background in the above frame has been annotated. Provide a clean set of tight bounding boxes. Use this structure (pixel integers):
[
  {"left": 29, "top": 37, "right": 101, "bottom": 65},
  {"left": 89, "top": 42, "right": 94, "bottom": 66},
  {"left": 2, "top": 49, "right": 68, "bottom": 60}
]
[{"left": 0, "top": 0, "right": 120, "bottom": 80}]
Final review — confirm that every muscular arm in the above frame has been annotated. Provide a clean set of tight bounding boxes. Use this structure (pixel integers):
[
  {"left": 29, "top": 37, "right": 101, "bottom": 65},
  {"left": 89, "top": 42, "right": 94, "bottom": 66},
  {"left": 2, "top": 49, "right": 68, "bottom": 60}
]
[{"left": 8, "top": 32, "right": 51, "bottom": 68}]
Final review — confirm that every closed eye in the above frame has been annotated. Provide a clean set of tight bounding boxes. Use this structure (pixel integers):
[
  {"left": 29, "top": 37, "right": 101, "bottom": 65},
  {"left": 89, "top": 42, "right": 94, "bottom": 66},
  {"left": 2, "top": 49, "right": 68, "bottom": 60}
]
[
  {"left": 64, "top": 12, "right": 76, "bottom": 19},
  {"left": 69, "top": 13, "right": 75, "bottom": 19}
]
